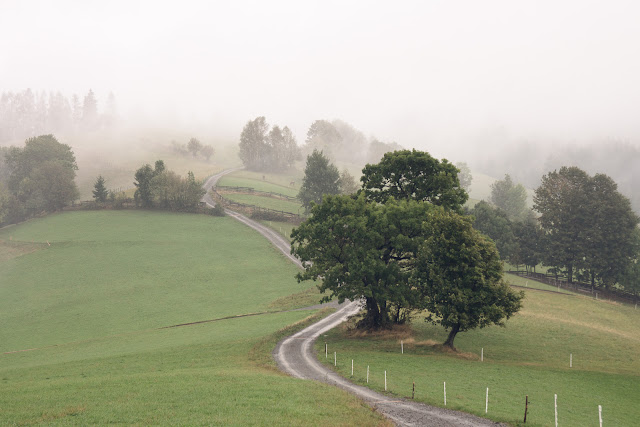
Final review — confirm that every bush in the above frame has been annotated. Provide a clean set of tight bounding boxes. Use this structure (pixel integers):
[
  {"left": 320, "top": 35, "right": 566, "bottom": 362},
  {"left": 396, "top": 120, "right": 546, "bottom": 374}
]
[{"left": 209, "top": 203, "right": 225, "bottom": 217}]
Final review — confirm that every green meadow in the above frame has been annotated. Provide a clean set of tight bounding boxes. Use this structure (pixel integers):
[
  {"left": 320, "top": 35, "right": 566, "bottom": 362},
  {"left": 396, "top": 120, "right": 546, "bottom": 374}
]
[
  {"left": 0, "top": 211, "right": 388, "bottom": 425},
  {"left": 317, "top": 288, "right": 640, "bottom": 426}
]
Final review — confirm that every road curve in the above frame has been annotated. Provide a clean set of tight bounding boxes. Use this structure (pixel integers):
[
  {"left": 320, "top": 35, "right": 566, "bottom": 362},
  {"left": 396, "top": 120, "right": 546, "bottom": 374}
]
[{"left": 202, "top": 170, "right": 502, "bottom": 426}]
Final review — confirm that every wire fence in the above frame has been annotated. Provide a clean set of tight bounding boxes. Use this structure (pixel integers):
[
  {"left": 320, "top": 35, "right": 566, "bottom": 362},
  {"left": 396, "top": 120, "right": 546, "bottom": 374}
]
[{"left": 211, "top": 188, "right": 304, "bottom": 224}]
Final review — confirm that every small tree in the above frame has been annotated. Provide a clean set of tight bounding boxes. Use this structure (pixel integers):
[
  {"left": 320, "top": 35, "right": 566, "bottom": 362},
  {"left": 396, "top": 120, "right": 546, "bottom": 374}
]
[
  {"left": 297, "top": 150, "right": 341, "bottom": 212},
  {"left": 201, "top": 145, "right": 214, "bottom": 161},
  {"left": 187, "top": 138, "right": 202, "bottom": 157},
  {"left": 415, "top": 209, "right": 524, "bottom": 349},
  {"left": 92, "top": 175, "right": 108, "bottom": 203}
]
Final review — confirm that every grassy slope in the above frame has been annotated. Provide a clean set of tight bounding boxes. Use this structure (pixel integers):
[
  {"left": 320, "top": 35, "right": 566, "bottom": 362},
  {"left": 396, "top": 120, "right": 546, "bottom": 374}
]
[
  {"left": 223, "top": 193, "right": 303, "bottom": 213},
  {"left": 316, "top": 288, "right": 640, "bottom": 426},
  {"left": 0, "top": 211, "right": 387, "bottom": 426}
]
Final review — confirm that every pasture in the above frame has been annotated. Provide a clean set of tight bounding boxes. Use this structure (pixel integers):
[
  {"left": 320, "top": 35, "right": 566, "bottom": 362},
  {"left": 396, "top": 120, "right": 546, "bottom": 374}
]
[
  {"left": 0, "top": 211, "right": 387, "bottom": 425},
  {"left": 317, "top": 287, "right": 640, "bottom": 426}
]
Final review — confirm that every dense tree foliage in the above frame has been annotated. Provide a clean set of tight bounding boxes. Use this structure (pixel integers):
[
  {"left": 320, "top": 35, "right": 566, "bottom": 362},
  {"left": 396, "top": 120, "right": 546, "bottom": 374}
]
[
  {"left": 238, "top": 117, "right": 299, "bottom": 171},
  {"left": 187, "top": 138, "right": 202, "bottom": 157},
  {"left": 490, "top": 174, "right": 529, "bottom": 221},
  {"left": 133, "top": 160, "right": 204, "bottom": 211},
  {"left": 534, "top": 166, "right": 639, "bottom": 285},
  {"left": 3, "top": 135, "right": 79, "bottom": 220},
  {"left": 291, "top": 194, "right": 431, "bottom": 328},
  {"left": 415, "top": 209, "right": 523, "bottom": 349},
  {"left": 297, "top": 150, "right": 341, "bottom": 212},
  {"left": 469, "top": 201, "right": 517, "bottom": 260},
  {"left": 361, "top": 149, "right": 468, "bottom": 211}
]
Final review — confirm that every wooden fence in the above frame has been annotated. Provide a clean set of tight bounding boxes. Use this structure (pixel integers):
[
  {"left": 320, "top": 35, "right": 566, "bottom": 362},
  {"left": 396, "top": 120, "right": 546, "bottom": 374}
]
[
  {"left": 211, "top": 188, "right": 303, "bottom": 224},
  {"left": 216, "top": 185, "right": 298, "bottom": 201},
  {"left": 507, "top": 270, "right": 639, "bottom": 306}
]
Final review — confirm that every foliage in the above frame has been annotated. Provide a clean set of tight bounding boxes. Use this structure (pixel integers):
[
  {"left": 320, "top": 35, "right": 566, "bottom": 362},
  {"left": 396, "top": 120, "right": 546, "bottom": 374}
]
[
  {"left": 510, "top": 218, "right": 544, "bottom": 272},
  {"left": 134, "top": 161, "right": 204, "bottom": 211},
  {"left": 297, "top": 150, "right": 341, "bottom": 212},
  {"left": 455, "top": 161, "right": 473, "bottom": 190},
  {"left": 366, "top": 138, "right": 404, "bottom": 164},
  {"left": 534, "top": 166, "right": 639, "bottom": 286},
  {"left": 468, "top": 200, "right": 516, "bottom": 260},
  {"left": 3, "top": 134, "right": 79, "bottom": 219},
  {"left": 92, "top": 175, "right": 108, "bottom": 203},
  {"left": 238, "top": 117, "right": 299, "bottom": 171},
  {"left": 201, "top": 144, "right": 214, "bottom": 161},
  {"left": 291, "top": 194, "right": 430, "bottom": 329},
  {"left": 187, "top": 137, "right": 202, "bottom": 157},
  {"left": 339, "top": 168, "right": 359, "bottom": 195},
  {"left": 490, "top": 174, "right": 529, "bottom": 221},
  {"left": 415, "top": 208, "right": 523, "bottom": 349},
  {"left": 304, "top": 120, "right": 342, "bottom": 159},
  {"left": 133, "top": 163, "right": 160, "bottom": 207},
  {"left": 360, "top": 149, "right": 468, "bottom": 211}
]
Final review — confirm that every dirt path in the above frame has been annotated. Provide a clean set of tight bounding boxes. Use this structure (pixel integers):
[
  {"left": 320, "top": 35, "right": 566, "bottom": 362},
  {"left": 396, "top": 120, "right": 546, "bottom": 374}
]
[{"left": 202, "top": 170, "right": 503, "bottom": 426}]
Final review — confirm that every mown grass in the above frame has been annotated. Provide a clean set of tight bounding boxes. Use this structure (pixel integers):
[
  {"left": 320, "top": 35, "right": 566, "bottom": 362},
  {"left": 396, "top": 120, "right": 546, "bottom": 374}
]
[
  {"left": 0, "top": 211, "right": 388, "bottom": 425},
  {"left": 505, "top": 272, "right": 575, "bottom": 295},
  {"left": 218, "top": 176, "right": 299, "bottom": 198},
  {"left": 223, "top": 193, "right": 303, "bottom": 214},
  {"left": 221, "top": 170, "right": 303, "bottom": 193},
  {"left": 317, "top": 289, "right": 640, "bottom": 426}
]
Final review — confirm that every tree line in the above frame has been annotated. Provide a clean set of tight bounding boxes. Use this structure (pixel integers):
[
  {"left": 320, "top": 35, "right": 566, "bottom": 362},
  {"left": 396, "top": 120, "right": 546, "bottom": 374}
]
[
  {"left": 0, "top": 88, "right": 117, "bottom": 144},
  {"left": 238, "top": 116, "right": 403, "bottom": 172},
  {"left": 292, "top": 149, "right": 523, "bottom": 349},
  {"left": 470, "top": 171, "right": 640, "bottom": 295}
]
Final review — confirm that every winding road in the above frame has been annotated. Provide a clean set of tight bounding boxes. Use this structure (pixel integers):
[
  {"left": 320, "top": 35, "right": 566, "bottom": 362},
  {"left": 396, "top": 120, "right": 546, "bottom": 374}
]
[{"left": 201, "top": 170, "right": 502, "bottom": 426}]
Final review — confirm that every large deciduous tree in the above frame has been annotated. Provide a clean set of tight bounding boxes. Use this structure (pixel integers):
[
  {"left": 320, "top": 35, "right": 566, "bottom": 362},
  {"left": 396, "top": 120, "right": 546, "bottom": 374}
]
[
  {"left": 291, "top": 194, "right": 430, "bottom": 329},
  {"left": 4, "top": 134, "right": 79, "bottom": 216},
  {"left": 360, "top": 149, "right": 468, "bottom": 211},
  {"left": 297, "top": 150, "right": 341, "bottom": 212},
  {"left": 239, "top": 117, "right": 299, "bottom": 171},
  {"left": 534, "top": 166, "right": 639, "bottom": 285},
  {"left": 469, "top": 200, "right": 517, "bottom": 260},
  {"left": 415, "top": 209, "right": 524, "bottom": 349}
]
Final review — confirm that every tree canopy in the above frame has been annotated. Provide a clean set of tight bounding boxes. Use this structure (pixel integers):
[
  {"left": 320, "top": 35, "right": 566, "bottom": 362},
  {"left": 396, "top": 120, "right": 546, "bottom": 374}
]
[
  {"left": 93, "top": 175, "right": 108, "bottom": 203},
  {"left": 360, "top": 149, "right": 468, "bottom": 211},
  {"left": 490, "top": 174, "right": 529, "bottom": 221},
  {"left": 4, "top": 134, "right": 79, "bottom": 216},
  {"left": 297, "top": 150, "right": 341, "bottom": 212},
  {"left": 291, "top": 194, "right": 430, "bottom": 328},
  {"left": 534, "top": 166, "right": 639, "bottom": 285},
  {"left": 415, "top": 209, "right": 524, "bottom": 349},
  {"left": 238, "top": 116, "right": 299, "bottom": 171}
]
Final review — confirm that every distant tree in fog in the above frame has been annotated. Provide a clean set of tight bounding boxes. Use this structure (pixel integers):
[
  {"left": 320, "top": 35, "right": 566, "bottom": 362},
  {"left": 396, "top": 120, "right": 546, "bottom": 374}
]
[
  {"left": 134, "top": 161, "right": 164, "bottom": 208},
  {"left": 339, "top": 169, "right": 359, "bottom": 195},
  {"left": 367, "top": 139, "right": 404, "bottom": 164},
  {"left": 298, "top": 150, "right": 341, "bottom": 212},
  {"left": 304, "top": 120, "right": 342, "bottom": 159},
  {"left": 187, "top": 138, "right": 203, "bottom": 157},
  {"left": 92, "top": 175, "right": 108, "bottom": 203},
  {"left": 455, "top": 162, "right": 473, "bottom": 190},
  {"left": 82, "top": 89, "right": 98, "bottom": 129},
  {"left": 239, "top": 116, "right": 269, "bottom": 170},
  {"left": 201, "top": 145, "right": 214, "bottom": 161},
  {"left": 239, "top": 117, "right": 299, "bottom": 171},
  {"left": 490, "top": 174, "right": 528, "bottom": 221}
]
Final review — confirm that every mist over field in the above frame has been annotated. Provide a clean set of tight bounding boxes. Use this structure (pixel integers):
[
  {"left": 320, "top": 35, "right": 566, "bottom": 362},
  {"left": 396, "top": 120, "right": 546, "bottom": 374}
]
[{"left": 1, "top": 0, "right": 640, "bottom": 205}]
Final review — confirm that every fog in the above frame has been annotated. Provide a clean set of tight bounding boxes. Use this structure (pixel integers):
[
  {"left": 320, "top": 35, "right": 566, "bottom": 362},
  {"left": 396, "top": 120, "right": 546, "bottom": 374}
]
[{"left": 2, "top": 1, "right": 640, "bottom": 167}]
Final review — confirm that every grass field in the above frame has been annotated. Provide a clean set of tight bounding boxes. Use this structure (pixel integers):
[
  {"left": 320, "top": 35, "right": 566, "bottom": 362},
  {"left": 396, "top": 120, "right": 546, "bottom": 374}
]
[
  {"left": 218, "top": 176, "right": 299, "bottom": 198},
  {"left": 316, "top": 287, "right": 640, "bottom": 426},
  {"left": 0, "top": 211, "right": 388, "bottom": 425}
]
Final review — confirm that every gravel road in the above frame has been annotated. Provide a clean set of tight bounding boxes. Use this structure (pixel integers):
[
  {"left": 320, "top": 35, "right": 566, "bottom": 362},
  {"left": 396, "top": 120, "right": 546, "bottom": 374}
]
[{"left": 202, "top": 170, "right": 504, "bottom": 426}]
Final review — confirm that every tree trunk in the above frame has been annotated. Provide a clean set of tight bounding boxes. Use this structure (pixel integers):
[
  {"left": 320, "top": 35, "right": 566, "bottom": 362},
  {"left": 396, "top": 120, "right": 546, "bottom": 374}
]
[
  {"left": 567, "top": 264, "right": 573, "bottom": 283},
  {"left": 443, "top": 323, "right": 460, "bottom": 350}
]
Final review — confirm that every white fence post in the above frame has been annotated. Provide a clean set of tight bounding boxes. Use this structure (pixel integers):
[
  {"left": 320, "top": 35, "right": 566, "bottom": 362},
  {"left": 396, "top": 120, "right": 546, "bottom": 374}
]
[
  {"left": 334, "top": 351, "right": 336, "bottom": 367},
  {"left": 444, "top": 382, "right": 447, "bottom": 406},
  {"left": 367, "top": 365, "right": 369, "bottom": 383},
  {"left": 599, "top": 405, "right": 603, "bottom": 427},
  {"left": 555, "top": 394, "right": 558, "bottom": 427},
  {"left": 384, "top": 371, "right": 387, "bottom": 391},
  {"left": 485, "top": 387, "right": 489, "bottom": 413}
]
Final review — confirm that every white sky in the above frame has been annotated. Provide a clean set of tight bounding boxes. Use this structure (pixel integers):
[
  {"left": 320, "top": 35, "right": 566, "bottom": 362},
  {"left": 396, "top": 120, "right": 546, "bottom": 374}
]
[{"left": 1, "top": 0, "right": 639, "bottom": 155}]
